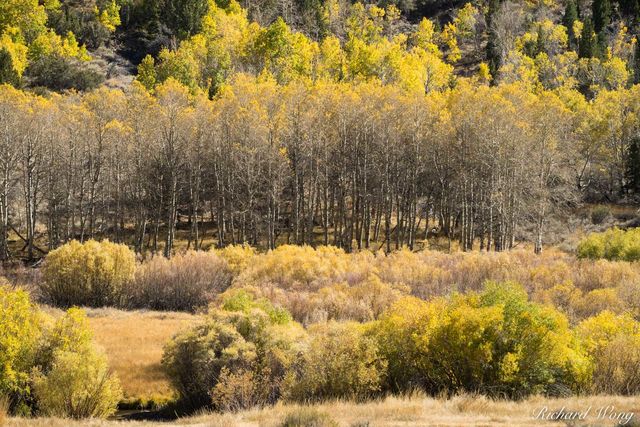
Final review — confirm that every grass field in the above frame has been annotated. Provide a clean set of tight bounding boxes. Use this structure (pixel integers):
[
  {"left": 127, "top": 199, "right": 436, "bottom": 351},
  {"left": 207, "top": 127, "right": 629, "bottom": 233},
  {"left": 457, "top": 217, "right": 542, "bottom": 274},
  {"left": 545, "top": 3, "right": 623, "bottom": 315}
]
[
  {"left": 83, "top": 308, "right": 201, "bottom": 405},
  {"left": 5, "top": 394, "right": 640, "bottom": 426}
]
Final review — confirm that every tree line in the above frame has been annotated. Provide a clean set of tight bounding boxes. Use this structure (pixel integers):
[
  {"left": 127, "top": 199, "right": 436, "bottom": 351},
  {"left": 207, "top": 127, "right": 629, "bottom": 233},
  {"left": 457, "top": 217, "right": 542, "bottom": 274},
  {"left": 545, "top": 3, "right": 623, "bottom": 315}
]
[{"left": 0, "top": 76, "right": 639, "bottom": 259}]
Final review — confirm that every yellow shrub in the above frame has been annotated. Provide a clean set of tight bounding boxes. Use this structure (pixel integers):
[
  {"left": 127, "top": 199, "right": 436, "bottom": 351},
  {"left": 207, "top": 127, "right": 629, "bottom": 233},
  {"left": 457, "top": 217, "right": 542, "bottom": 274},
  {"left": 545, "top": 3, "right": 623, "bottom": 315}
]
[
  {"left": 212, "top": 244, "right": 256, "bottom": 276},
  {"left": 374, "top": 282, "right": 590, "bottom": 397},
  {"left": 235, "top": 245, "right": 352, "bottom": 291},
  {"left": 0, "top": 286, "right": 42, "bottom": 413},
  {"left": 32, "top": 346, "right": 122, "bottom": 419},
  {"left": 573, "top": 288, "right": 624, "bottom": 319},
  {"left": 284, "top": 321, "right": 386, "bottom": 402},
  {"left": 576, "top": 311, "right": 640, "bottom": 394},
  {"left": 32, "top": 308, "right": 122, "bottom": 419},
  {"left": 41, "top": 240, "right": 136, "bottom": 307}
]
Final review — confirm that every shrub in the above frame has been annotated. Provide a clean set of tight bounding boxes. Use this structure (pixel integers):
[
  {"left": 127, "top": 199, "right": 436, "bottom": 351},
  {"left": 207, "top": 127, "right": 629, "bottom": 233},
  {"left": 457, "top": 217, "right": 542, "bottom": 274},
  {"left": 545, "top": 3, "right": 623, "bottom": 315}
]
[
  {"left": 32, "top": 347, "right": 122, "bottom": 418},
  {"left": 212, "top": 244, "right": 256, "bottom": 276},
  {"left": 41, "top": 240, "right": 136, "bottom": 307},
  {"left": 25, "top": 54, "right": 104, "bottom": 92},
  {"left": 0, "top": 288, "right": 121, "bottom": 417},
  {"left": 591, "top": 205, "right": 611, "bottom": 224},
  {"left": 573, "top": 288, "right": 624, "bottom": 318},
  {"left": 576, "top": 311, "right": 640, "bottom": 394},
  {"left": 0, "top": 286, "right": 42, "bottom": 412},
  {"left": 577, "top": 228, "right": 640, "bottom": 261},
  {"left": 374, "top": 282, "right": 590, "bottom": 398},
  {"left": 234, "top": 245, "right": 352, "bottom": 291},
  {"left": 162, "top": 296, "right": 304, "bottom": 411},
  {"left": 32, "top": 308, "right": 122, "bottom": 418},
  {"left": 284, "top": 321, "right": 386, "bottom": 402},
  {"left": 280, "top": 408, "right": 338, "bottom": 427},
  {"left": 128, "top": 251, "right": 232, "bottom": 311}
]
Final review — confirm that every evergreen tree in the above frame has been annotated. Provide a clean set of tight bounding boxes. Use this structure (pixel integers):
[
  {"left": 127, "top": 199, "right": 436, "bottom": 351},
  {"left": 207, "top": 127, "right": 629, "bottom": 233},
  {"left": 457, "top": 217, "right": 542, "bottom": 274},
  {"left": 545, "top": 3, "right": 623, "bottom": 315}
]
[
  {"left": 634, "top": 39, "right": 640, "bottom": 84},
  {"left": 592, "top": 0, "right": 612, "bottom": 33},
  {"left": 563, "top": 0, "right": 579, "bottom": 49},
  {"left": 486, "top": 0, "right": 502, "bottom": 83},
  {"left": 579, "top": 18, "right": 597, "bottom": 58},
  {"left": 627, "top": 137, "right": 640, "bottom": 193},
  {"left": 0, "top": 48, "right": 19, "bottom": 87}
]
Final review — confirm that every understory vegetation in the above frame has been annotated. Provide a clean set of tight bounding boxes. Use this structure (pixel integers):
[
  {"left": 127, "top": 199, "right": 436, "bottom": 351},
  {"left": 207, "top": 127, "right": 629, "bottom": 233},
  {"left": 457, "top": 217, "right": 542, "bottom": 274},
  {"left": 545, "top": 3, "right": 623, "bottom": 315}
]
[
  {"left": 3, "top": 239, "right": 640, "bottom": 421},
  {"left": 0, "top": 287, "right": 122, "bottom": 418}
]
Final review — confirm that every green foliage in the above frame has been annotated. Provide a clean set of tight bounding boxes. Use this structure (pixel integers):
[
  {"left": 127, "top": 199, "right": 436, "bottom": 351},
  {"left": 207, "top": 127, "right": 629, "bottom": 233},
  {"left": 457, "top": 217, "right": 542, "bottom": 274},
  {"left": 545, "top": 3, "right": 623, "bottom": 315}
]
[
  {"left": 284, "top": 321, "right": 387, "bottom": 402},
  {"left": 577, "top": 228, "right": 640, "bottom": 261},
  {"left": 160, "top": 0, "right": 209, "bottom": 40},
  {"left": 578, "top": 18, "right": 597, "bottom": 59},
  {"left": 25, "top": 54, "right": 103, "bottom": 92},
  {"left": 162, "top": 302, "right": 304, "bottom": 410},
  {"left": 280, "top": 408, "right": 339, "bottom": 427},
  {"left": 222, "top": 290, "right": 293, "bottom": 324},
  {"left": 41, "top": 239, "right": 136, "bottom": 307},
  {"left": 0, "top": 288, "right": 120, "bottom": 418},
  {"left": 374, "top": 282, "right": 590, "bottom": 398},
  {"left": 626, "top": 137, "right": 640, "bottom": 192},
  {"left": 0, "top": 48, "right": 19, "bottom": 86},
  {"left": 32, "top": 348, "right": 122, "bottom": 418},
  {"left": 136, "top": 54, "right": 156, "bottom": 91},
  {"left": 592, "top": 0, "right": 612, "bottom": 34},
  {"left": 562, "top": 0, "right": 578, "bottom": 48},
  {"left": 590, "top": 205, "right": 611, "bottom": 224}
]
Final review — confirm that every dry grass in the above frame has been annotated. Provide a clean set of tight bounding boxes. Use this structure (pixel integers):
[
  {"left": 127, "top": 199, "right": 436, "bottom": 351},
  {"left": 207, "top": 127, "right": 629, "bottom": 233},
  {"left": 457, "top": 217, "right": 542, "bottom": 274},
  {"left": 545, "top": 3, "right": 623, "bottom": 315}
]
[
  {"left": 84, "top": 308, "right": 201, "bottom": 403},
  {"left": 0, "top": 395, "right": 8, "bottom": 426},
  {"left": 6, "top": 394, "right": 640, "bottom": 426}
]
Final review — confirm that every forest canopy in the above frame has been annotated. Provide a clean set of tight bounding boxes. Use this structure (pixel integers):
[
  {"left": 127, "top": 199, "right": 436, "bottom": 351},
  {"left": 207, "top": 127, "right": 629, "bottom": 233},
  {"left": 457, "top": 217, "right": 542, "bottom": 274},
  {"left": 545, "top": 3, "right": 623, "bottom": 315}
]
[{"left": 0, "top": 0, "right": 639, "bottom": 258}]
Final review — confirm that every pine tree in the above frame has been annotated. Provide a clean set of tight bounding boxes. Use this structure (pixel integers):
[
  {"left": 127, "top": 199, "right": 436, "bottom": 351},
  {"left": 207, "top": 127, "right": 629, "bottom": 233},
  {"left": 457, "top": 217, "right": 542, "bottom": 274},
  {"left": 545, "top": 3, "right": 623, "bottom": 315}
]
[
  {"left": 563, "top": 0, "right": 579, "bottom": 49},
  {"left": 627, "top": 136, "right": 640, "bottom": 193},
  {"left": 634, "top": 40, "right": 640, "bottom": 84},
  {"left": 486, "top": 0, "right": 502, "bottom": 83},
  {"left": 592, "top": 0, "right": 612, "bottom": 34},
  {"left": 0, "top": 48, "right": 19, "bottom": 87},
  {"left": 579, "top": 18, "right": 596, "bottom": 58}
]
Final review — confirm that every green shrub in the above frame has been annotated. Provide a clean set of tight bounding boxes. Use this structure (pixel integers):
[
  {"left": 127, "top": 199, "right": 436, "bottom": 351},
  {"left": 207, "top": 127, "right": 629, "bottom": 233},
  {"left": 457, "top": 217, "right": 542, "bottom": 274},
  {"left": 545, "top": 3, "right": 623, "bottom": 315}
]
[
  {"left": 284, "top": 321, "right": 386, "bottom": 402},
  {"left": 25, "top": 54, "right": 104, "bottom": 92},
  {"left": 0, "top": 286, "right": 41, "bottom": 413},
  {"left": 577, "top": 228, "right": 640, "bottom": 261},
  {"left": 127, "top": 251, "right": 232, "bottom": 311},
  {"left": 41, "top": 240, "right": 136, "bottom": 307},
  {"left": 162, "top": 296, "right": 304, "bottom": 410},
  {"left": 591, "top": 205, "right": 611, "bottom": 224},
  {"left": 374, "top": 282, "right": 590, "bottom": 398},
  {"left": 280, "top": 407, "right": 338, "bottom": 427}
]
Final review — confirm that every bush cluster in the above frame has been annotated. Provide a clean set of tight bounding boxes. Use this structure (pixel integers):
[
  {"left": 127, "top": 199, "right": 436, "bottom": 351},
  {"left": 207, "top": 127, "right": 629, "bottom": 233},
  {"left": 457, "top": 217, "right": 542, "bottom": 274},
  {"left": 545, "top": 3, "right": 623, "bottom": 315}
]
[
  {"left": 162, "top": 292, "right": 305, "bottom": 411},
  {"left": 127, "top": 251, "right": 232, "bottom": 312},
  {"left": 577, "top": 228, "right": 640, "bottom": 261},
  {"left": 0, "top": 286, "right": 121, "bottom": 418},
  {"left": 41, "top": 240, "right": 136, "bottom": 307},
  {"left": 35, "top": 241, "right": 640, "bottom": 324},
  {"left": 164, "top": 281, "right": 626, "bottom": 411}
]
